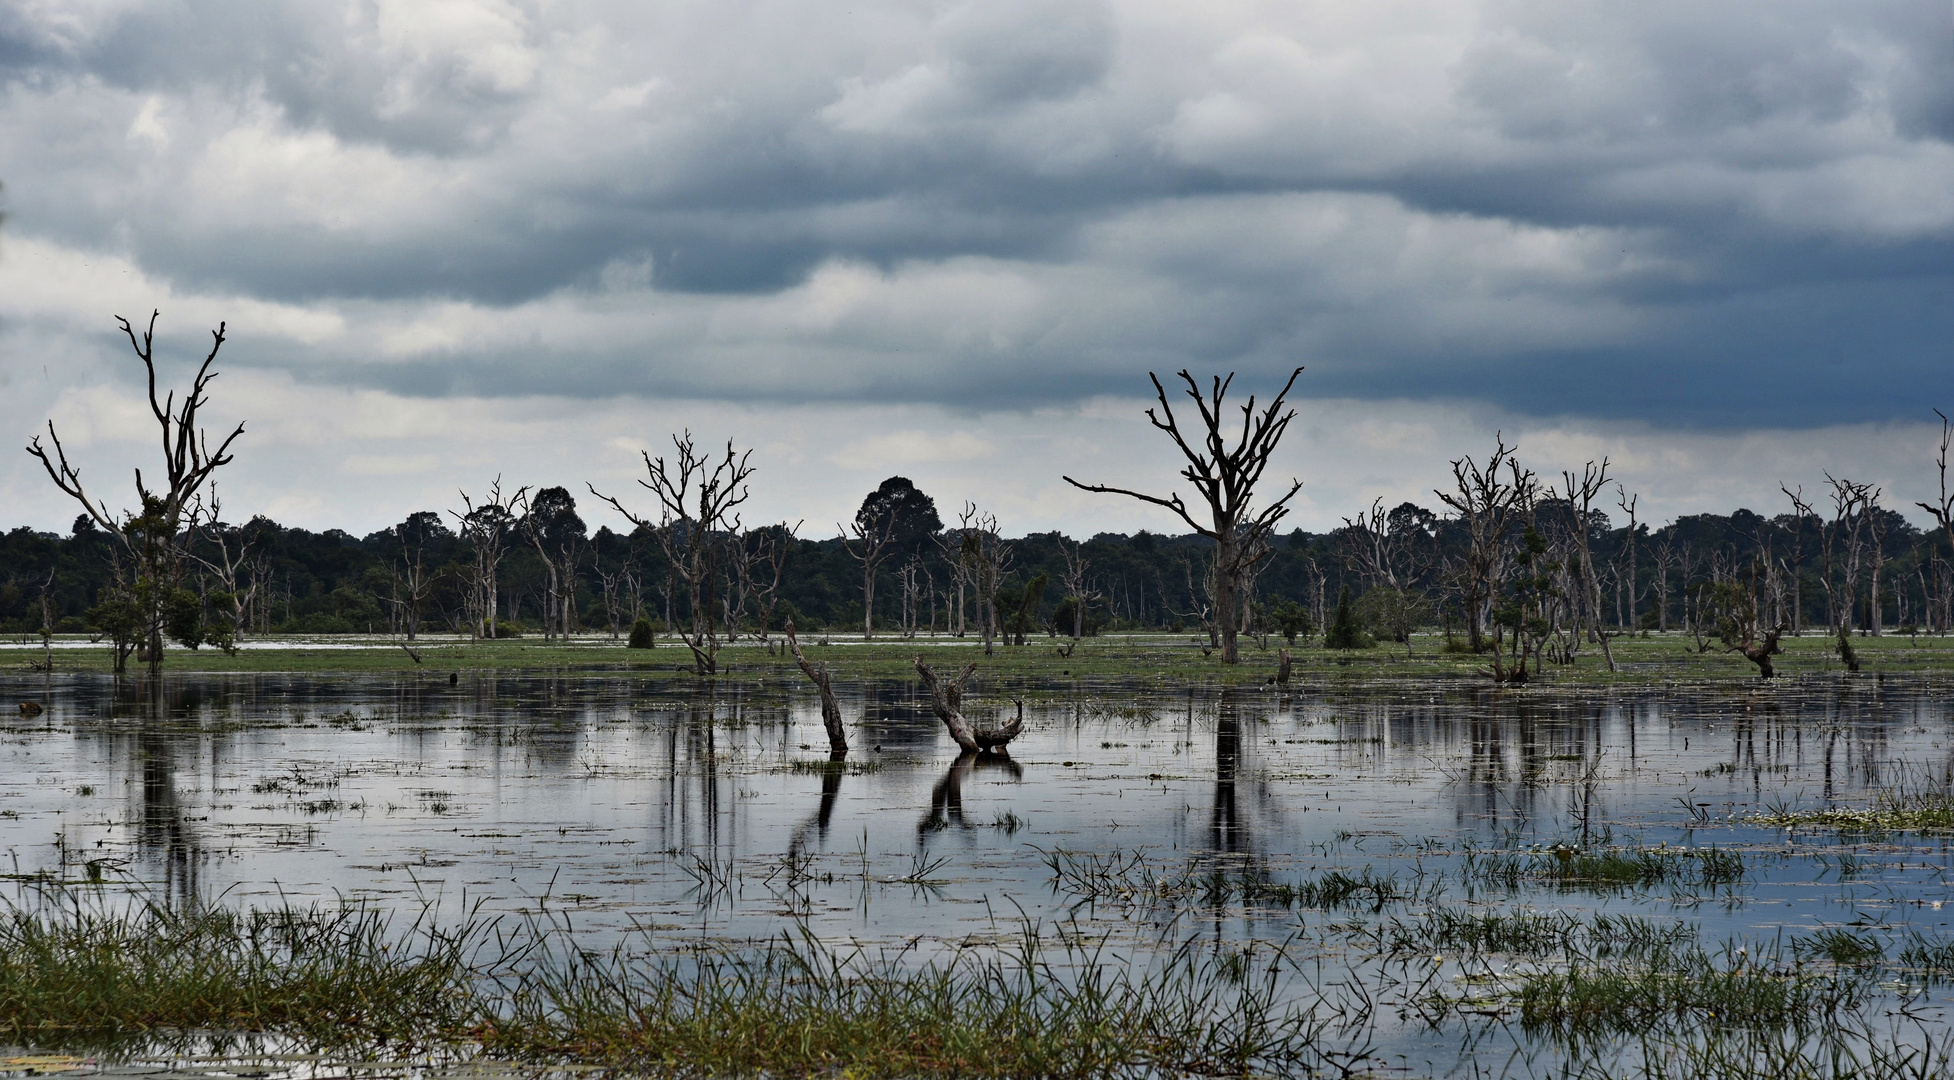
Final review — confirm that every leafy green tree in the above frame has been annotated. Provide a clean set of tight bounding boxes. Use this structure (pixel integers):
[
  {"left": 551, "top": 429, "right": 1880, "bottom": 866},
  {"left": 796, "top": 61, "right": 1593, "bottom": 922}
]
[
  {"left": 1325, "top": 584, "right": 1370, "bottom": 649},
  {"left": 1270, "top": 598, "right": 1312, "bottom": 645}
]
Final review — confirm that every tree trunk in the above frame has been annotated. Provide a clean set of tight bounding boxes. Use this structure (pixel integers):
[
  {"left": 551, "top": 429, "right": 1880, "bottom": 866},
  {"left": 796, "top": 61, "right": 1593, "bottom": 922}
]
[
  {"left": 787, "top": 624, "right": 847, "bottom": 757},
  {"left": 1275, "top": 647, "right": 1292, "bottom": 686},
  {"left": 1215, "top": 532, "right": 1240, "bottom": 663},
  {"left": 914, "top": 657, "right": 1020, "bottom": 752}
]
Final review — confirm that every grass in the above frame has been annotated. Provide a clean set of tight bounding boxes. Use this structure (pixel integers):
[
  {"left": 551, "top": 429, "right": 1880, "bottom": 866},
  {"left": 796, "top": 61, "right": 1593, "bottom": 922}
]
[
  {"left": 1463, "top": 844, "right": 1746, "bottom": 892},
  {"left": 1036, "top": 847, "right": 1412, "bottom": 913},
  {"left": 0, "top": 895, "right": 478, "bottom": 1051},
  {"left": 1369, "top": 907, "right": 1698, "bottom": 960},
  {"left": 1518, "top": 949, "right": 1862, "bottom": 1040},
  {"left": 0, "top": 890, "right": 1337, "bottom": 1077}
]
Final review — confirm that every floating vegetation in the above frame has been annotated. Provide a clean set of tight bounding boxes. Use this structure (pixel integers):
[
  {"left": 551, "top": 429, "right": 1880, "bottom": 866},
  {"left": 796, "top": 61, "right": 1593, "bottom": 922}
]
[
  {"left": 1463, "top": 845, "right": 1745, "bottom": 892},
  {"left": 1368, "top": 908, "right": 1698, "bottom": 961},
  {"left": 1518, "top": 945, "right": 1862, "bottom": 1039},
  {"left": 1037, "top": 847, "right": 1409, "bottom": 912}
]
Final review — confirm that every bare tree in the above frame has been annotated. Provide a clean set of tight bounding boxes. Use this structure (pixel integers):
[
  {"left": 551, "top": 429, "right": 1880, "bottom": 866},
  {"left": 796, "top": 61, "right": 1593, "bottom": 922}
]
[
  {"left": 185, "top": 488, "right": 259, "bottom": 647},
  {"left": 1553, "top": 460, "right": 1617, "bottom": 672},
  {"left": 1434, "top": 434, "right": 1536, "bottom": 652},
  {"left": 1780, "top": 485, "right": 1813, "bottom": 636},
  {"left": 1916, "top": 411, "right": 1954, "bottom": 634},
  {"left": 955, "top": 505, "right": 1012, "bottom": 656},
  {"left": 1065, "top": 368, "right": 1306, "bottom": 664},
  {"left": 453, "top": 478, "right": 525, "bottom": 640},
  {"left": 841, "top": 509, "right": 897, "bottom": 640},
  {"left": 382, "top": 512, "right": 446, "bottom": 641},
  {"left": 1615, "top": 486, "right": 1640, "bottom": 630},
  {"left": 1058, "top": 538, "right": 1103, "bottom": 647},
  {"left": 26, "top": 311, "right": 245, "bottom": 674},
  {"left": 1823, "top": 473, "right": 1876, "bottom": 636},
  {"left": 739, "top": 521, "right": 801, "bottom": 646},
  {"left": 518, "top": 487, "right": 586, "bottom": 642},
  {"left": 590, "top": 432, "right": 754, "bottom": 675}
]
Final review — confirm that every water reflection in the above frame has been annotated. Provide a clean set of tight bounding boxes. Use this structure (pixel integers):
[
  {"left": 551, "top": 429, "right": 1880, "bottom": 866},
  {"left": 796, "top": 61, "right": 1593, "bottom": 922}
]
[{"left": 919, "top": 752, "right": 1023, "bottom": 837}]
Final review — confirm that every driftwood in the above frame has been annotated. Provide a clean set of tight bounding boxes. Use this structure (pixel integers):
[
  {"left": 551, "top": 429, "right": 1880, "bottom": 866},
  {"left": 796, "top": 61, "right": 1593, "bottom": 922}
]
[
  {"left": 787, "top": 623, "right": 848, "bottom": 757},
  {"left": 914, "top": 657, "right": 1021, "bottom": 753}
]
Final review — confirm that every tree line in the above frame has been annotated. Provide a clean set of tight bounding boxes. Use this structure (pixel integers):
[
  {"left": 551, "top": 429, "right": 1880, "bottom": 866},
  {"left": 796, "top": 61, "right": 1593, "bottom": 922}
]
[{"left": 13, "top": 313, "right": 1954, "bottom": 678}]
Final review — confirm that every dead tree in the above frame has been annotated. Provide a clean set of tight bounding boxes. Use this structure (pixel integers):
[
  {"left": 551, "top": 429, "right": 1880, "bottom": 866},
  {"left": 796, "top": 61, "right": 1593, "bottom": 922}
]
[
  {"left": 1435, "top": 434, "right": 1535, "bottom": 652},
  {"left": 383, "top": 511, "right": 445, "bottom": 641},
  {"left": 1058, "top": 538, "right": 1102, "bottom": 644},
  {"left": 1615, "top": 486, "right": 1640, "bottom": 630},
  {"left": 518, "top": 487, "right": 586, "bottom": 642},
  {"left": 1554, "top": 460, "right": 1617, "bottom": 672},
  {"left": 1917, "top": 412, "right": 1954, "bottom": 635},
  {"left": 1065, "top": 368, "right": 1305, "bottom": 664},
  {"left": 842, "top": 509, "right": 897, "bottom": 640},
  {"left": 453, "top": 478, "right": 525, "bottom": 640},
  {"left": 786, "top": 622, "right": 847, "bottom": 757},
  {"left": 1780, "top": 485, "right": 1814, "bottom": 636},
  {"left": 185, "top": 488, "right": 260, "bottom": 646},
  {"left": 740, "top": 521, "right": 801, "bottom": 646},
  {"left": 1823, "top": 474, "right": 1875, "bottom": 638},
  {"left": 590, "top": 432, "right": 754, "bottom": 675},
  {"left": 956, "top": 506, "right": 1012, "bottom": 656},
  {"left": 914, "top": 657, "right": 1021, "bottom": 753},
  {"left": 26, "top": 311, "right": 245, "bottom": 674}
]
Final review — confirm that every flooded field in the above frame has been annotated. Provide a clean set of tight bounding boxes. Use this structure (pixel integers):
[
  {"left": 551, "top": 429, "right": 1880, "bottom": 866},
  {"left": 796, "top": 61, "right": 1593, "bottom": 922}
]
[{"left": 4, "top": 666, "right": 1954, "bottom": 1077}]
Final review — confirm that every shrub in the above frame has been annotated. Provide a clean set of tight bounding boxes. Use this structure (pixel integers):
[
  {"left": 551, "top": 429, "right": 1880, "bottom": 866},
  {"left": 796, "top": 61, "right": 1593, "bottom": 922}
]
[{"left": 627, "top": 618, "right": 655, "bottom": 649}]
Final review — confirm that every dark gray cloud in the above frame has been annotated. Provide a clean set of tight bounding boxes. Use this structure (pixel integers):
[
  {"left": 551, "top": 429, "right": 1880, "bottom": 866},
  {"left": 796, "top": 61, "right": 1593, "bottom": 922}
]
[{"left": 0, "top": 0, "right": 1949, "bottom": 431}]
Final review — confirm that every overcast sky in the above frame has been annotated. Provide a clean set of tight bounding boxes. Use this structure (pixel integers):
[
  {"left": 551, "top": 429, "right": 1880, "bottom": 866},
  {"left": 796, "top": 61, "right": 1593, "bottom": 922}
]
[{"left": 2, "top": 0, "right": 1951, "bottom": 538}]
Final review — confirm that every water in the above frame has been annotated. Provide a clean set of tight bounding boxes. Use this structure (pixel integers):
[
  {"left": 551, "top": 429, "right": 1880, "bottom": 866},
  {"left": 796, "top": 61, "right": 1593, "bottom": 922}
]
[{"left": 4, "top": 665, "right": 1954, "bottom": 1074}]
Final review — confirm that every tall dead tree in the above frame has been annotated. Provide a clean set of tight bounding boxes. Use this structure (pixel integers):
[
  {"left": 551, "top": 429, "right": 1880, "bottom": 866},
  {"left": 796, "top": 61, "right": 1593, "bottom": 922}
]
[
  {"left": 1916, "top": 411, "right": 1954, "bottom": 634},
  {"left": 185, "top": 488, "right": 260, "bottom": 646},
  {"left": 1435, "top": 434, "right": 1535, "bottom": 652},
  {"left": 1064, "top": 367, "right": 1305, "bottom": 664},
  {"left": 1554, "top": 460, "right": 1617, "bottom": 672},
  {"left": 26, "top": 311, "right": 245, "bottom": 675},
  {"left": 590, "top": 432, "right": 753, "bottom": 675},
  {"left": 453, "top": 478, "right": 525, "bottom": 640},
  {"left": 519, "top": 487, "right": 586, "bottom": 642},
  {"left": 1780, "top": 485, "right": 1813, "bottom": 636},
  {"left": 841, "top": 507, "right": 897, "bottom": 640},
  {"left": 1058, "top": 538, "right": 1103, "bottom": 645}
]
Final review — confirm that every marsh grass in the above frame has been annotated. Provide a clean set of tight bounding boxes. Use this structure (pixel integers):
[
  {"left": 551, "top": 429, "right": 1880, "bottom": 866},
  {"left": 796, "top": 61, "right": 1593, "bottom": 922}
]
[
  {"left": 0, "top": 893, "right": 479, "bottom": 1051},
  {"left": 1463, "top": 845, "right": 1744, "bottom": 893},
  {"left": 477, "top": 925, "right": 1336, "bottom": 1078},
  {"left": 1036, "top": 847, "right": 1411, "bottom": 913},
  {"left": 1517, "top": 947, "right": 1862, "bottom": 1040},
  {"left": 1750, "top": 768, "right": 1954, "bottom": 833},
  {"left": 1370, "top": 908, "right": 1698, "bottom": 961},
  {"left": 0, "top": 888, "right": 1340, "bottom": 1077}
]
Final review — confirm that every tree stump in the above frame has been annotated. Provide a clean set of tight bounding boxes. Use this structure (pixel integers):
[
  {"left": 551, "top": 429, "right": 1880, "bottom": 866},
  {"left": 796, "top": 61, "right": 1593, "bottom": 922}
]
[
  {"left": 914, "top": 657, "right": 1020, "bottom": 752},
  {"left": 787, "top": 623, "right": 848, "bottom": 757}
]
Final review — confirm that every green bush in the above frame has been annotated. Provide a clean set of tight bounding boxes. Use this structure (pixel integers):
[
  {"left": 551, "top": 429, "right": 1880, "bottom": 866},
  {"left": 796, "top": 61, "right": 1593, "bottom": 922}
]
[
  {"left": 627, "top": 618, "right": 655, "bottom": 649},
  {"left": 1324, "top": 585, "right": 1372, "bottom": 650}
]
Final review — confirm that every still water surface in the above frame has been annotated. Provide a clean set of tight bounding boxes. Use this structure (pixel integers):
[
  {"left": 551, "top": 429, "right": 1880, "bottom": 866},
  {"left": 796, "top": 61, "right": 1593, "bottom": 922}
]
[{"left": 3, "top": 667, "right": 1953, "bottom": 1073}]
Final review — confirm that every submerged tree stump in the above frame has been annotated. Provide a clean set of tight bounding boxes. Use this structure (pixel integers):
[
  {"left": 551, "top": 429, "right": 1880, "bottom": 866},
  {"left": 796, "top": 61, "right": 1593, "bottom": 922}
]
[
  {"left": 914, "top": 657, "right": 1021, "bottom": 753},
  {"left": 1731, "top": 625, "right": 1785, "bottom": 678},
  {"left": 786, "top": 623, "right": 847, "bottom": 757},
  {"left": 1275, "top": 648, "right": 1292, "bottom": 687}
]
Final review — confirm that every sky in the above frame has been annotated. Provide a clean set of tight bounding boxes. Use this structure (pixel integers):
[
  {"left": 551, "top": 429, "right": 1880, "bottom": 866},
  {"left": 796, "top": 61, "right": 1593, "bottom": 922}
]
[{"left": 2, "top": 0, "right": 1952, "bottom": 540}]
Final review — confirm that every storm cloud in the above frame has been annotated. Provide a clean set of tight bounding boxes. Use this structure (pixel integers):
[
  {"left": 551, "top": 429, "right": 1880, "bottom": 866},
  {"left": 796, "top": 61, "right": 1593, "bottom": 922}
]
[{"left": 1, "top": 0, "right": 1950, "bottom": 532}]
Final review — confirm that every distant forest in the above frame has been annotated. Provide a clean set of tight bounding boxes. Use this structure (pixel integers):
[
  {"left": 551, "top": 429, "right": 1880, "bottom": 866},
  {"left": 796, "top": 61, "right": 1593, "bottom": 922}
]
[{"left": 0, "top": 477, "right": 1945, "bottom": 644}]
